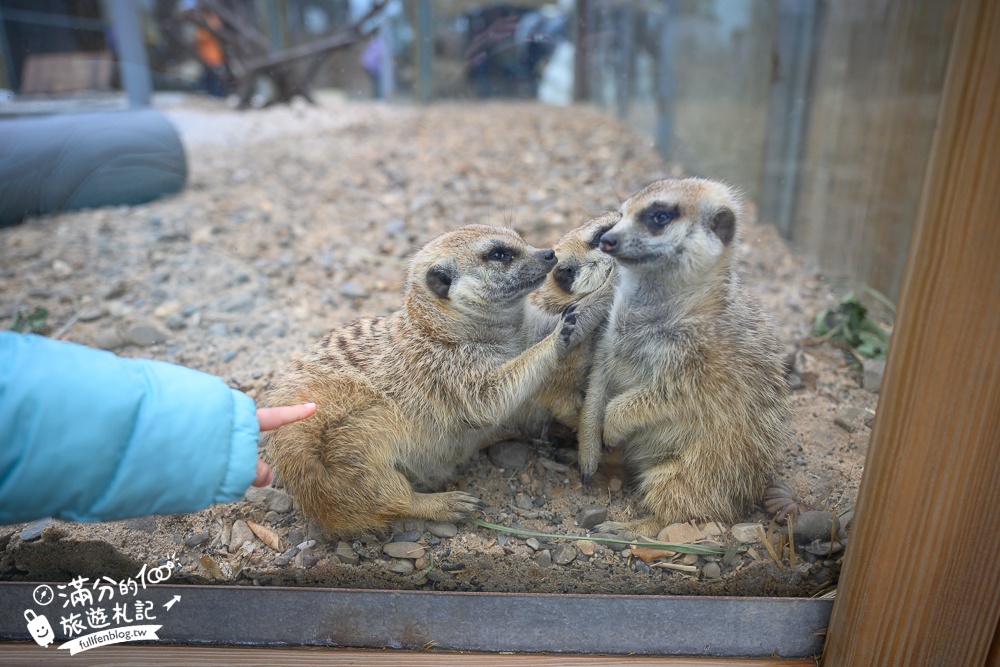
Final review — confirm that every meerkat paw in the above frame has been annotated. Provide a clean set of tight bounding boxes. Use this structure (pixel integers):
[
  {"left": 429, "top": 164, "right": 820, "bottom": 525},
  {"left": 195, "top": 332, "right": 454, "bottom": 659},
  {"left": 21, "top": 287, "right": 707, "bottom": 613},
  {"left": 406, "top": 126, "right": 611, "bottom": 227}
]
[
  {"left": 578, "top": 450, "right": 601, "bottom": 483},
  {"left": 445, "top": 491, "right": 486, "bottom": 518},
  {"left": 558, "top": 302, "right": 578, "bottom": 349},
  {"left": 591, "top": 520, "right": 634, "bottom": 537},
  {"left": 593, "top": 517, "right": 662, "bottom": 539}
]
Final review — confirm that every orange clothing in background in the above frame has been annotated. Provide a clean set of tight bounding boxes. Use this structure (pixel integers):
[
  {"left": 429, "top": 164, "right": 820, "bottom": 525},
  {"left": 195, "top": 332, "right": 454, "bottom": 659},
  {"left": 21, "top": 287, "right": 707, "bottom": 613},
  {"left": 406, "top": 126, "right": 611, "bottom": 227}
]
[{"left": 194, "top": 13, "right": 224, "bottom": 67}]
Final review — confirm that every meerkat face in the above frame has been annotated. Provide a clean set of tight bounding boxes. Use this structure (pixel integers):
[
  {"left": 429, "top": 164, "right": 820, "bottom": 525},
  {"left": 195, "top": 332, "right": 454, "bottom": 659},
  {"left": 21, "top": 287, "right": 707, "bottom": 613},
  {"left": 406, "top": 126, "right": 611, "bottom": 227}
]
[
  {"left": 532, "top": 212, "right": 620, "bottom": 313},
  {"left": 599, "top": 178, "right": 741, "bottom": 278},
  {"left": 410, "top": 225, "right": 557, "bottom": 314}
]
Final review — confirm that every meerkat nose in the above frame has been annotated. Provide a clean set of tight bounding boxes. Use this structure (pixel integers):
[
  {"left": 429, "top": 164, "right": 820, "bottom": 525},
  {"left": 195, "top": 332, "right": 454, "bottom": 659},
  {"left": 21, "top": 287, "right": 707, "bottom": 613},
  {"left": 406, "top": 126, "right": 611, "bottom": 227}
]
[
  {"left": 599, "top": 234, "right": 619, "bottom": 254},
  {"left": 541, "top": 249, "right": 557, "bottom": 264}
]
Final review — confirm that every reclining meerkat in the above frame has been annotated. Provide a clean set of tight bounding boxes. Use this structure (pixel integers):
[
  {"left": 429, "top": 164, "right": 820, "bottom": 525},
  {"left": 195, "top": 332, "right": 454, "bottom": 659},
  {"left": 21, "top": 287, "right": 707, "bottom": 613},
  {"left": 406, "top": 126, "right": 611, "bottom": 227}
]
[
  {"left": 578, "top": 178, "right": 790, "bottom": 537},
  {"left": 522, "top": 211, "right": 621, "bottom": 430},
  {"left": 260, "top": 224, "right": 578, "bottom": 536}
]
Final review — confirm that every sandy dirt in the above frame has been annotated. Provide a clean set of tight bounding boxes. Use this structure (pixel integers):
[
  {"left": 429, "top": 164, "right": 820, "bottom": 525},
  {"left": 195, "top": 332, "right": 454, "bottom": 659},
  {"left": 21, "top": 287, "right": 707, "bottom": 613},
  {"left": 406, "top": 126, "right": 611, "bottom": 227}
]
[{"left": 0, "top": 95, "right": 880, "bottom": 597}]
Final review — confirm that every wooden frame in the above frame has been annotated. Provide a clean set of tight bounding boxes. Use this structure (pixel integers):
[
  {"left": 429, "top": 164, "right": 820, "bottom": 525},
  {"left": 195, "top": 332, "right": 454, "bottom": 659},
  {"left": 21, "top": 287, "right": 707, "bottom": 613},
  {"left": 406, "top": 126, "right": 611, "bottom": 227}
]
[{"left": 823, "top": 0, "right": 1000, "bottom": 663}]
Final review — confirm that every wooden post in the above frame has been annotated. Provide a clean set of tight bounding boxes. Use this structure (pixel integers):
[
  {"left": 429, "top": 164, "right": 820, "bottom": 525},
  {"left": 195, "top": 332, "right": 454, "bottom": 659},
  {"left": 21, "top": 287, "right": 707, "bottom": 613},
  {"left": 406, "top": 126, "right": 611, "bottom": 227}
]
[{"left": 822, "top": 0, "right": 1000, "bottom": 664}]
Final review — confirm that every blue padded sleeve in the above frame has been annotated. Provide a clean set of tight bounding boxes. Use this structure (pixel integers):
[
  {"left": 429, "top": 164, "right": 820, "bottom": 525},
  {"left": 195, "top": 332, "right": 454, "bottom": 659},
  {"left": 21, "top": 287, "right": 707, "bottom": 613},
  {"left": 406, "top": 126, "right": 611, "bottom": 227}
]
[{"left": 0, "top": 332, "right": 260, "bottom": 523}]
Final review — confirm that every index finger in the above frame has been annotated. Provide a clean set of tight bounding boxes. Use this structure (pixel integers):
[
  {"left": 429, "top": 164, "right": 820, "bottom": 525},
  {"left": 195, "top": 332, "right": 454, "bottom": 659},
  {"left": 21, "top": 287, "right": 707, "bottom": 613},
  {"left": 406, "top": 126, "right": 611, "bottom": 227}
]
[{"left": 257, "top": 403, "right": 317, "bottom": 431}]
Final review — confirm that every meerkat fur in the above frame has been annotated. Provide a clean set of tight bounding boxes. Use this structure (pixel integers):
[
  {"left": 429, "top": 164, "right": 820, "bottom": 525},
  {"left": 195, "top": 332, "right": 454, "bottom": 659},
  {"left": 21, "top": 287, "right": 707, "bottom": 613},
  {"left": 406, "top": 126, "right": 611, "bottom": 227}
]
[
  {"left": 260, "top": 225, "right": 578, "bottom": 536},
  {"left": 522, "top": 211, "right": 621, "bottom": 429},
  {"left": 578, "top": 178, "right": 790, "bottom": 537}
]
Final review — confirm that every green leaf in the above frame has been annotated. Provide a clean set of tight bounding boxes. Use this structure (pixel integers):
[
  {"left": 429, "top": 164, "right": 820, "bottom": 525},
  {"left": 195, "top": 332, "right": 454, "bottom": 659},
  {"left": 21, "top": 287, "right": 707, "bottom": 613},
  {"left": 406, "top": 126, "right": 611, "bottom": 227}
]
[
  {"left": 856, "top": 331, "right": 887, "bottom": 359},
  {"left": 9, "top": 307, "right": 49, "bottom": 334},
  {"left": 812, "top": 291, "right": 889, "bottom": 360}
]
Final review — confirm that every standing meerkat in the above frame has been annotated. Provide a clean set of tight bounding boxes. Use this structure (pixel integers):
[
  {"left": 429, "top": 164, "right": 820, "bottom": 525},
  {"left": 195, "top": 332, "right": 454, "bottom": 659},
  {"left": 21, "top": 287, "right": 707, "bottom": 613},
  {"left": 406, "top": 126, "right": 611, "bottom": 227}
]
[
  {"left": 578, "top": 178, "right": 790, "bottom": 537},
  {"left": 522, "top": 211, "right": 620, "bottom": 430},
  {"left": 260, "top": 225, "right": 578, "bottom": 536}
]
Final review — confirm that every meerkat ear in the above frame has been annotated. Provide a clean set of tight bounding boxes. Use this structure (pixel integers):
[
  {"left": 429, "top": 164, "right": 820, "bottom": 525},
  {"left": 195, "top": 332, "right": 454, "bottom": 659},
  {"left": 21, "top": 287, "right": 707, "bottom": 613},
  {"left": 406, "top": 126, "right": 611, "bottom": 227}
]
[
  {"left": 425, "top": 264, "right": 455, "bottom": 299},
  {"left": 709, "top": 207, "right": 736, "bottom": 245}
]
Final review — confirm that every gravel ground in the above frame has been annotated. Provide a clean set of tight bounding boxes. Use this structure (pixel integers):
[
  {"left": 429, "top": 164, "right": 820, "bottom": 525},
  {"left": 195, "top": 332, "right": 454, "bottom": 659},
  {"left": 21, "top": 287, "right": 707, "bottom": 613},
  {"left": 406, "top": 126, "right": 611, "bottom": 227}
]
[{"left": 0, "top": 94, "right": 879, "bottom": 597}]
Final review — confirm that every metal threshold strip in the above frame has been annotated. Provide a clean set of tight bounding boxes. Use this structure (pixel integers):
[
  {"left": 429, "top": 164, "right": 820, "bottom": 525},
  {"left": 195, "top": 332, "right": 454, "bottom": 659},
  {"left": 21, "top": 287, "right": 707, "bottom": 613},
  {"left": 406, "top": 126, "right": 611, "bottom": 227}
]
[{"left": 0, "top": 583, "right": 830, "bottom": 657}]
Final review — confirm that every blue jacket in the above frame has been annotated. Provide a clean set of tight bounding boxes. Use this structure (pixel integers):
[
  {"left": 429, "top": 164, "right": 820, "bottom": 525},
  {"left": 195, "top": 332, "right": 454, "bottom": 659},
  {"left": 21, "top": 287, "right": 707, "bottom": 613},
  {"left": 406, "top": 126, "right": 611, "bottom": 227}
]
[{"left": 0, "top": 332, "right": 259, "bottom": 524}]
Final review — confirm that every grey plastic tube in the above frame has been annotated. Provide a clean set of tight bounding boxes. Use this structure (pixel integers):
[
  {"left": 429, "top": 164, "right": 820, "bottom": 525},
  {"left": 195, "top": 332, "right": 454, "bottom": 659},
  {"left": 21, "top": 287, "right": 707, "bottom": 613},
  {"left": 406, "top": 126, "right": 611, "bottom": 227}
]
[{"left": 0, "top": 109, "right": 187, "bottom": 227}]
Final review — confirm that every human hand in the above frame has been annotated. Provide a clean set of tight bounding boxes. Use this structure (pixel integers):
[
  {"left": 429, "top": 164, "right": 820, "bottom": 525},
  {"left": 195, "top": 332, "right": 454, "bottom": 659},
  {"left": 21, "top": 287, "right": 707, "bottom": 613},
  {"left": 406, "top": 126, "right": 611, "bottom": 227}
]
[{"left": 252, "top": 403, "right": 316, "bottom": 487}]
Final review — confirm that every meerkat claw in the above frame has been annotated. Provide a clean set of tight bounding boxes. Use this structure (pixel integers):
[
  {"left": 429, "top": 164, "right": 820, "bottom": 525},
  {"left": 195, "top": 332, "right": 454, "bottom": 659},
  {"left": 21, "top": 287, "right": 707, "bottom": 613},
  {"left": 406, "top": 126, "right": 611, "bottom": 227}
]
[
  {"left": 559, "top": 303, "right": 579, "bottom": 346},
  {"left": 581, "top": 473, "right": 593, "bottom": 489},
  {"left": 592, "top": 520, "right": 631, "bottom": 536}
]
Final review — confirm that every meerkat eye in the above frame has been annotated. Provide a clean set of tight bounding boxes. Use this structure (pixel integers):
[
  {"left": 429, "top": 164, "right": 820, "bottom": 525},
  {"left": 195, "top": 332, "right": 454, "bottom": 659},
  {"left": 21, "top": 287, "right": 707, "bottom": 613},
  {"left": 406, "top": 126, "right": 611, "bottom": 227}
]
[
  {"left": 485, "top": 246, "right": 515, "bottom": 264},
  {"left": 647, "top": 205, "right": 680, "bottom": 228}
]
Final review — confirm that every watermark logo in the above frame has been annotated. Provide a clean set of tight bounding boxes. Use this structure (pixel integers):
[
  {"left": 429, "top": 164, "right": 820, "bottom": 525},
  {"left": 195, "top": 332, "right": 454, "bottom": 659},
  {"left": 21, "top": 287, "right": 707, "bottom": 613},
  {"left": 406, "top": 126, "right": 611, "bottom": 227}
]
[{"left": 25, "top": 555, "right": 180, "bottom": 656}]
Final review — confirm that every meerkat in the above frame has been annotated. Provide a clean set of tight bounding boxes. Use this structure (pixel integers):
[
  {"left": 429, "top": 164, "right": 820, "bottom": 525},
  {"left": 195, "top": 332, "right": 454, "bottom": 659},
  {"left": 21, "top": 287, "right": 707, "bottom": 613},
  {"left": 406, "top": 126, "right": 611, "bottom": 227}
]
[
  {"left": 260, "top": 225, "right": 578, "bottom": 536},
  {"left": 521, "top": 211, "right": 621, "bottom": 430},
  {"left": 578, "top": 178, "right": 790, "bottom": 537}
]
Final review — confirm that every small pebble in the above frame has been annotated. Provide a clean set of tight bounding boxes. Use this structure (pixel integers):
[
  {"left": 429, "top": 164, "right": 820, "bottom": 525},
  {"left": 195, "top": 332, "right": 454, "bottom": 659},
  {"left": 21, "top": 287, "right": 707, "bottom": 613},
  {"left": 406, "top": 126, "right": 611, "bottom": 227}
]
[
  {"left": 335, "top": 541, "right": 360, "bottom": 565},
  {"left": 791, "top": 511, "right": 840, "bottom": 545},
  {"left": 702, "top": 562, "right": 722, "bottom": 579},
  {"left": 426, "top": 521, "right": 458, "bottom": 538},
  {"left": 388, "top": 559, "right": 415, "bottom": 574},
  {"left": 166, "top": 314, "right": 187, "bottom": 331},
  {"left": 525, "top": 538, "right": 541, "bottom": 551},
  {"left": 534, "top": 549, "right": 552, "bottom": 567},
  {"left": 591, "top": 532, "right": 631, "bottom": 552},
  {"left": 576, "top": 505, "right": 607, "bottom": 530},
  {"left": 577, "top": 540, "right": 596, "bottom": 556},
  {"left": 274, "top": 546, "right": 300, "bottom": 567},
  {"left": 392, "top": 530, "right": 423, "bottom": 543},
  {"left": 383, "top": 541, "right": 426, "bottom": 559},
  {"left": 699, "top": 522, "right": 726, "bottom": 536},
  {"left": 339, "top": 281, "right": 370, "bottom": 299},
  {"left": 229, "top": 520, "right": 256, "bottom": 551},
  {"left": 658, "top": 523, "right": 702, "bottom": 544},
  {"left": 803, "top": 540, "right": 844, "bottom": 556},
  {"left": 98, "top": 281, "right": 127, "bottom": 300},
  {"left": 125, "top": 324, "right": 166, "bottom": 347},
  {"left": 404, "top": 520, "right": 426, "bottom": 533},
  {"left": 677, "top": 553, "right": 699, "bottom": 566},
  {"left": 834, "top": 407, "right": 867, "bottom": 433},
  {"left": 244, "top": 486, "right": 293, "bottom": 513},
  {"left": 96, "top": 328, "right": 124, "bottom": 351},
  {"left": 294, "top": 551, "right": 318, "bottom": 569},
  {"left": 385, "top": 218, "right": 406, "bottom": 236},
  {"left": 730, "top": 523, "right": 764, "bottom": 543},
  {"left": 183, "top": 531, "right": 210, "bottom": 548},
  {"left": 77, "top": 307, "right": 106, "bottom": 322},
  {"left": 488, "top": 441, "right": 531, "bottom": 470},
  {"left": 863, "top": 358, "right": 886, "bottom": 393},
  {"left": 19, "top": 518, "right": 53, "bottom": 542},
  {"left": 552, "top": 544, "right": 579, "bottom": 565}
]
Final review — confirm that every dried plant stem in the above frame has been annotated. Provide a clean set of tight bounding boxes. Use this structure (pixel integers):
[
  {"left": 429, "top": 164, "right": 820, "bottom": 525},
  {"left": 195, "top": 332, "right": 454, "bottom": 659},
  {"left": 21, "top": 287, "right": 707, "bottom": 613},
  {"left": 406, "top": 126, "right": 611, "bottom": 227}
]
[{"left": 468, "top": 518, "right": 729, "bottom": 556}]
